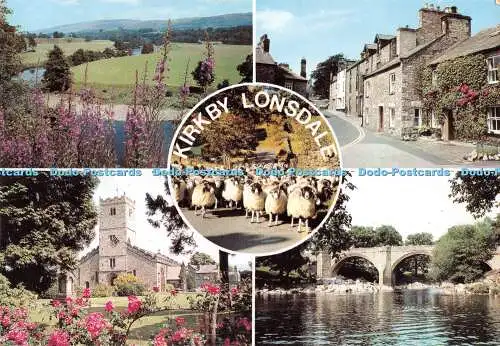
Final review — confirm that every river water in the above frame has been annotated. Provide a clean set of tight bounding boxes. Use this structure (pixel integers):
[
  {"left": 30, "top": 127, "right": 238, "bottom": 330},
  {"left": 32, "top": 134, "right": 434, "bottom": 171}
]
[{"left": 256, "top": 291, "right": 500, "bottom": 345}]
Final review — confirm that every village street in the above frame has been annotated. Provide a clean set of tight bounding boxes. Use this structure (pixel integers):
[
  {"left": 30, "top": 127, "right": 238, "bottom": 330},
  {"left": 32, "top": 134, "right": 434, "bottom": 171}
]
[{"left": 325, "top": 110, "right": 498, "bottom": 168}]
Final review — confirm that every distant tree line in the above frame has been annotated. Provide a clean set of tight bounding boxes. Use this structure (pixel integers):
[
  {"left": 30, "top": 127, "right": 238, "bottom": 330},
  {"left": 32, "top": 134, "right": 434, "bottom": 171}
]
[{"left": 69, "top": 25, "right": 252, "bottom": 46}]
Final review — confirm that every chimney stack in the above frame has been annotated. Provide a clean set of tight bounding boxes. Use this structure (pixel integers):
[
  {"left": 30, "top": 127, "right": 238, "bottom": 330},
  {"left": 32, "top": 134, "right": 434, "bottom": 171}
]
[
  {"left": 450, "top": 6, "right": 458, "bottom": 14},
  {"left": 300, "top": 58, "right": 307, "bottom": 78},
  {"left": 261, "top": 34, "right": 270, "bottom": 53}
]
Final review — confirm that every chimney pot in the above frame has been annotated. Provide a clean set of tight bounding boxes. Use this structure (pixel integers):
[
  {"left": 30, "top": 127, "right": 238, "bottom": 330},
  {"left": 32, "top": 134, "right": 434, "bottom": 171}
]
[
  {"left": 300, "top": 58, "right": 307, "bottom": 78},
  {"left": 263, "top": 36, "right": 270, "bottom": 53},
  {"left": 450, "top": 6, "right": 457, "bottom": 13}
]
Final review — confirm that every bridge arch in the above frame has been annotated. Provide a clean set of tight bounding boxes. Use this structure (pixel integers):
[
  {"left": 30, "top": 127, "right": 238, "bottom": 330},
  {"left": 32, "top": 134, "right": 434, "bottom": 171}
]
[
  {"left": 390, "top": 250, "right": 432, "bottom": 287},
  {"left": 331, "top": 253, "right": 381, "bottom": 282}
]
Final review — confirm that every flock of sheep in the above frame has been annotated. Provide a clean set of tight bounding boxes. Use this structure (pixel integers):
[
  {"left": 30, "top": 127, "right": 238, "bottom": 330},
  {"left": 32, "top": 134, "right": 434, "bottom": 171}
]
[{"left": 171, "top": 165, "right": 339, "bottom": 232}]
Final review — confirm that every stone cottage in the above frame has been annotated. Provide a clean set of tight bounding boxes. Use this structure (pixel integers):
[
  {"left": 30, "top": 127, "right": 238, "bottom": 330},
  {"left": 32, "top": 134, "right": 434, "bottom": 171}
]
[
  {"left": 427, "top": 25, "right": 500, "bottom": 140},
  {"left": 332, "top": 4, "right": 476, "bottom": 135},
  {"left": 77, "top": 195, "right": 182, "bottom": 291},
  {"left": 256, "top": 34, "right": 308, "bottom": 96}
]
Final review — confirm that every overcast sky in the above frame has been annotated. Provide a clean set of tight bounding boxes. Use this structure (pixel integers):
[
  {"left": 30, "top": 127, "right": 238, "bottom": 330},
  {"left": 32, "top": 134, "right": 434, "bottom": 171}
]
[
  {"left": 81, "top": 174, "right": 252, "bottom": 271},
  {"left": 8, "top": 0, "right": 252, "bottom": 32},
  {"left": 347, "top": 173, "right": 500, "bottom": 242},
  {"left": 256, "top": 0, "right": 500, "bottom": 78}
]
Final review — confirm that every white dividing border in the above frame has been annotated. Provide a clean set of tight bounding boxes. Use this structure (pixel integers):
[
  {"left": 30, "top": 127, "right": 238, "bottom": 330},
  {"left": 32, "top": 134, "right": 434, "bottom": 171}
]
[{"left": 166, "top": 82, "right": 344, "bottom": 258}]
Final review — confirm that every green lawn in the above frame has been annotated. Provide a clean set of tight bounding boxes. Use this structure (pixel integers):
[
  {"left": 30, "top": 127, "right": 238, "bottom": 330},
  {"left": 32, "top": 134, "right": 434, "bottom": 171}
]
[
  {"left": 71, "top": 43, "right": 251, "bottom": 88},
  {"left": 29, "top": 293, "right": 203, "bottom": 345},
  {"left": 21, "top": 39, "right": 114, "bottom": 67}
]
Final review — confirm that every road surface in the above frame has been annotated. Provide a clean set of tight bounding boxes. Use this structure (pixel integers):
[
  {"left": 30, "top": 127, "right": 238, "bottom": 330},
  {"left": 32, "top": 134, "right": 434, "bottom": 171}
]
[{"left": 324, "top": 110, "right": 494, "bottom": 167}]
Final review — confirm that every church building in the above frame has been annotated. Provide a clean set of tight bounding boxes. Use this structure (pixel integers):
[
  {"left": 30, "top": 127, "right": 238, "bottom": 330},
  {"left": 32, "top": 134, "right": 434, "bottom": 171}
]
[{"left": 77, "top": 195, "right": 181, "bottom": 291}]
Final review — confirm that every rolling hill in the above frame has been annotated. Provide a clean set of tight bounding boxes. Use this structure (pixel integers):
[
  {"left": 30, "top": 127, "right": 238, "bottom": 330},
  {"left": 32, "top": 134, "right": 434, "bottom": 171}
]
[{"left": 38, "top": 13, "right": 252, "bottom": 34}]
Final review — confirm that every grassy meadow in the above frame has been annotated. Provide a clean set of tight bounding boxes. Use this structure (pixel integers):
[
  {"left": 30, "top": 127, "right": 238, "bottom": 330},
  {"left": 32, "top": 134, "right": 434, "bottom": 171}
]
[
  {"left": 71, "top": 43, "right": 250, "bottom": 88},
  {"left": 21, "top": 38, "right": 114, "bottom": 67}
]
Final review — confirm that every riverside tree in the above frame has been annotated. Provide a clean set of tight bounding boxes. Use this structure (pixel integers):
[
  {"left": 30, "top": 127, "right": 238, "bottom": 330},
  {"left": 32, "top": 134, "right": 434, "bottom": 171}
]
[
  {"left": 429, "top": 219, "right": 497, "bottom": 283},
  {"left": 0, "top": 174, "right": 98, "bottom": 293},
  {"left": 42, "top": 45, "right": 72, "bottom": 92},
  {"left": 405, "top": 232, "right": 434, "bottom": 245}
]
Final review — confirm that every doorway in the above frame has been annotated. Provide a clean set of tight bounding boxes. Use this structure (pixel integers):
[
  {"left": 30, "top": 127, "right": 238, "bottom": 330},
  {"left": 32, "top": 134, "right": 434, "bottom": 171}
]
[
  {"left": 442, "top": 110, "right": 454, "bottom": 141},
  {"left": 378, "top": 106, "right": 384, "bottom": 132}
]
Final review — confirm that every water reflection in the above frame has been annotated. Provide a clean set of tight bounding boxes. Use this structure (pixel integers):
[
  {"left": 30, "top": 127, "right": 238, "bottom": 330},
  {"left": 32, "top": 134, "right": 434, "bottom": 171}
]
[{"left": 256, "top": 291, "right": 500, "bottom": 345}]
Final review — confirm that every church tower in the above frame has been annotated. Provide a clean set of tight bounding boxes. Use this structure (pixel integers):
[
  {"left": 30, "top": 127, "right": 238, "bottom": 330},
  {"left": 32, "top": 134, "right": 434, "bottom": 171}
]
[{"left": 98, "top": 195, "right": 137, "bottom": 284}]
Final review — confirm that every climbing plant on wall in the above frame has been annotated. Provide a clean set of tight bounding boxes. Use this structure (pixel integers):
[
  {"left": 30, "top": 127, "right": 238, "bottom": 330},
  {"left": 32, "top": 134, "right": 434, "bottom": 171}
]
[{"left": 420, "top": 54, "right": 499, "bottom": 141}]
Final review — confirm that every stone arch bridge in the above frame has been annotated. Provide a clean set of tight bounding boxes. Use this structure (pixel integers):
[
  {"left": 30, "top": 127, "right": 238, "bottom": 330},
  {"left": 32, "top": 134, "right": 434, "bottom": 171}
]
[{"left": 316, "top": 245, "right": 500, "bottom": 288}]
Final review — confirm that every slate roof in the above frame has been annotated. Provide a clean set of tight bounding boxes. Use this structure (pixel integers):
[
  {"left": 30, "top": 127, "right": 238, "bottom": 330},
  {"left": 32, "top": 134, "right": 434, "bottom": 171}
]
[
  {"left": 429, "top": 25, "right": 500, "bottom": 65},
  {"left": 375, "top": 34, "right": 396, "bottom": 42},
  {"left": 255, "top": 44, "right": 276, "bottom": 65},
  {"left": 279, "top": 65, "right": 308, "bottom": 81}
]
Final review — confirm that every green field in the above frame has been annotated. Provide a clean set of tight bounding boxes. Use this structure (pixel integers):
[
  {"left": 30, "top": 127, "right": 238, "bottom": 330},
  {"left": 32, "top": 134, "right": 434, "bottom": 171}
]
[
  {"left": 71, "top": 43, "right": 251, "bottom": 88},
  {"left": 21, "top": 38, "right": 114, "bottom": 67}
]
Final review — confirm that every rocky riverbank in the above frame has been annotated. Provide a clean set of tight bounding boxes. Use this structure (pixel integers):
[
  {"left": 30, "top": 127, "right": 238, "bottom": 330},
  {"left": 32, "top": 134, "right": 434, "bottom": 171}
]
[{"left": 257, "top": 274, "right": 500, "bottom": 296}]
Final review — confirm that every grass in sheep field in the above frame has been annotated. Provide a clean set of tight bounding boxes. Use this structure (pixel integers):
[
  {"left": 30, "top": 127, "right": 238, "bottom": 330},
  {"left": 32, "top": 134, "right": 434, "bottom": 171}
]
[
  {"left": 71, "top": 43, "right": 251, "bottom": 88},
  {"left": 28, "top": 293, "right": 202, "bottom": 345},
  {"left": 21, "top": 39, "right": 115, "bottom": 68}
]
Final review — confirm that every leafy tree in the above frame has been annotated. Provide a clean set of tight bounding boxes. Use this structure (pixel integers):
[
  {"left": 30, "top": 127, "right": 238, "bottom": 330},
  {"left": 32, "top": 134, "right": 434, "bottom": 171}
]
[
  {"left": 0, "top": 174, "right": 99, "bottom": 294},
  {"left": 237, "top": 54, "right": 252, "bottom": 82},
  {"left": 0, "top": 3, "right": 25, "bottom": 81},
  {"left": 27, "top": 34, "right": 37, "bottom": 50},
  {"left": 349, "top": 226, "right": 377, "bottom": 247},
  {"left": 42, "top": 45, "right": 72, "bottom": 92},
  {"left": 405, "top": 232, "right": 434, "bottom": 245},
  {"left": 311, "top": 54, "right": 345, "bottom": 98},
  {"left": 257, "top": 242, "right": 309, "bottom": 279},
  {"left": 449, "top": 174, "right": 500, "bottom": 218},
  {"left": 189, "top": 252, "right": 216, "bottom": 268},
  {"left": 141, "top": 43, "right": 154, "bottom": 54},
  {"left": 201, "top": 113, "right": 258, "bottom": 168},
  {"left": 52, "top": 31, "right": 65, "bottom": 39},
  {"left": 429, "top": 219, "right": 496, "bottom": 283},
  {"left": 374, "top": 225, "right": 403, "bottom": 246},
  {"left": 70, "top": 48, "right": 87, "bottom": 66}
]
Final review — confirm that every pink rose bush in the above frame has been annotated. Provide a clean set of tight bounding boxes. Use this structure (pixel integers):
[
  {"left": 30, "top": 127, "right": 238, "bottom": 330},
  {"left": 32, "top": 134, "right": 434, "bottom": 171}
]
[{"left": 0, "top": 306, "right": 44, "bottom": 345}]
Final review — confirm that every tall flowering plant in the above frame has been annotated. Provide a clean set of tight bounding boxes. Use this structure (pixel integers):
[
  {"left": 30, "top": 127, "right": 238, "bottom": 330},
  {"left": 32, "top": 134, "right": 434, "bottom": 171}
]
[
  {"left": 124, "top": 21, "right": 173, "bottom": 167},
  {"left": 0, "top": 87, "right": 116, "bottom": 167}
]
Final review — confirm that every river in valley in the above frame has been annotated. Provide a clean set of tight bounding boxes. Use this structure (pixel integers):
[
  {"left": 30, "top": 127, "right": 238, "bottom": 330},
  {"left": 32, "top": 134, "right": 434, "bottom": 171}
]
[{"left": 256, "top": 290, "right": 500, "bottom": 345}]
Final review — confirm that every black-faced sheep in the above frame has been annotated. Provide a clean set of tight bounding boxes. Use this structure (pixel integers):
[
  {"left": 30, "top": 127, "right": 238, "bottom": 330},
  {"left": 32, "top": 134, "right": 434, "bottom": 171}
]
[
  {"left": 222, "top": 177, "right": 243, "bottom": 209},
  {"left": 191, "top": 180, "right": 216, "bottom": 218},
  {"left": 246, "top": 182, "right": 266, "bottom": 223},
  {"left": 287, "top": 185, "right": 318, "bottom": 232},
  {"left": 264, "top": 185, "right": 288, "bottom": 226}
]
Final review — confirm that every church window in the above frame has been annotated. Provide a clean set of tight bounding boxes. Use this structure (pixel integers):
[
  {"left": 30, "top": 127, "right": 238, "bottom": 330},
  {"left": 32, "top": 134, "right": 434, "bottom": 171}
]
[
  {"left": 110, "top": 258, "right": 116, "bottom": 268},
  {"left": 109, "top": 235, "right": 119, "bottom": 246},
  {"left": 110, "top": 207, "right": 116, "bottom": 216},
  {"left": 133, "top": 270, "right": 136, "bottom": 276}
]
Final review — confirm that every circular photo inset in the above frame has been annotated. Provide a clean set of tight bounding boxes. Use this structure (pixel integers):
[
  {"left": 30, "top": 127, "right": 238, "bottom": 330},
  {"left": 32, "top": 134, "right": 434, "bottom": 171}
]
[{"left": 167, "top": 83, "right": 343, "bottom": 255}]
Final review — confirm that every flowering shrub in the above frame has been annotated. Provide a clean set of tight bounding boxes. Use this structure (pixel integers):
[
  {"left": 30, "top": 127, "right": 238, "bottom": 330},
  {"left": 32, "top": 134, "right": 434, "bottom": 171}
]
[
  {"left": 112, "top": 273, "right": 146, "bottom": 297},
  {"left": 0, "top": 306, "right": 44, "bottom": 345},
  {"left": 152, "top": 315, "right": 205, "bottom": 346}
]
